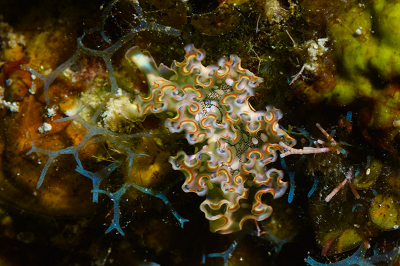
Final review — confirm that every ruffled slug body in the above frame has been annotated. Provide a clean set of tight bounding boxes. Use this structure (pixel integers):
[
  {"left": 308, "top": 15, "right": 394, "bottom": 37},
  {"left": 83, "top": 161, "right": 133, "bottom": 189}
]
[{"left": 126, "top": 44, "right": 295, "bottom": 233}]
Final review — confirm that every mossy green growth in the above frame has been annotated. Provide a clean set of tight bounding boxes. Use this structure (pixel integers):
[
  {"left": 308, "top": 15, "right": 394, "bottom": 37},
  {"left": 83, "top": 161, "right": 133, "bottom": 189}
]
[
  {"left": 325, "top": 0, "right": 400, "bottom": 99},
  {"left": 292, "top": 0, "right": 400, "bottom": 151}
]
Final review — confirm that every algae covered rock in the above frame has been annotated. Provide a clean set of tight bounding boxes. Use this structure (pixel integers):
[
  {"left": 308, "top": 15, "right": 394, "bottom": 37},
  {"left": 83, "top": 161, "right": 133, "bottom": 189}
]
[
  {"left": 369, "top": 194, "right": 400, "bottom": 231},
  {"left": 291, "top": 0, "right": 400, "bottom": 152}
]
